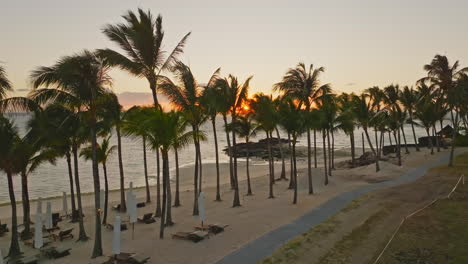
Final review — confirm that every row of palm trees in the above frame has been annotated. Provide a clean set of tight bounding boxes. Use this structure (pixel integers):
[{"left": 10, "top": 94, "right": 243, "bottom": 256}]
[{"left": 1, "top": 8, "right": 468, "bottom": 260}]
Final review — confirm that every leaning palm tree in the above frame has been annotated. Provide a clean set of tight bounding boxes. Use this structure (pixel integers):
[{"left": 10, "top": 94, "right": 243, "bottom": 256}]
[
  {"left": 0, "top": 64, "right": 13, "bottom": 100},
  {"left": 158, "top": 61, "right": 209, "bottom": 215},
  {"left": 228, "top": 113, "right": 259, "bottom": 195},
  {"left": 0, "top": 116, "right": 22, "bottom": 257},
  {"left": 400, "top": 86, "right": 420, "bottom": 151},
  {"left": 414, "top": 96, "right": 438, "bottom": 154},
  {"left": 274, "top": 63, "right": 329, "bottom": 194},
  {"left": 30, "top": 50, "right": 112, "bottom": 258},
  {"left": 99, "top": 9, "right": 190, "bottom": 106},
  {"left": 80, "top": 136, "right": 116, "bottom": 225},
  {"left": 217, "top": 74, "right": 252, "bottom": 206},
  {"left": 337, "top": 93, "right": 357, "bottom": 167}
]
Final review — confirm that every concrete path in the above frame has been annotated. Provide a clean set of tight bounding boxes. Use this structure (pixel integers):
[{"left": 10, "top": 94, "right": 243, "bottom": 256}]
[{"left": 216, "top": 150, "right": 465, "bottom": 264}]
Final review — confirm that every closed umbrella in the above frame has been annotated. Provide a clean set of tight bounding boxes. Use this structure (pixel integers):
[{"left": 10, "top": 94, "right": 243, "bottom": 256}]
[
  {"left": 198, "top": 192, "right": 206, "bottom": 227},
  {"left": 100, "top": 189, "right": 105, "bottom": 211},
  {"left": 128, "top": 193, "right": 137, "bottom": 239},
  {"left": 62, "top": 192, "right": 68, "bottom": 217},
  {"left": 45, "top": 202, "right": 53, "bottom": 229},
  {"left": 112, "top": 216, "right": 121, "bottom": 256},
  {"left": 36, "top": 198, "right": 43, "bottom": 226},
  {"left": 34, "top": 213, "right": 43, "bottom": 249}
]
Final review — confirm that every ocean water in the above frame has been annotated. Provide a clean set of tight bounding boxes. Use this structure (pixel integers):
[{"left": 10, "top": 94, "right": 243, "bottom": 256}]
[{"left": 0, "top": 114, "right": 430, "bottom": 203}]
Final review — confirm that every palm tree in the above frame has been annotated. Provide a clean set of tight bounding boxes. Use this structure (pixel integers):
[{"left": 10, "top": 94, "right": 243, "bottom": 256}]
[
  {"left": 30, "top": 50, "right": 112, "bottom": 258},
  {"left": 158, "top": 61, "right": 209, "bottom": 215},
  {"left": 337, "top": 93, "right": 357, "bottom": 167},
  {"left": 400, "top": 86, "right": 420, "bottom": 151},
  {"left": 99, "top": 9, "right": 190, "bottom": 107},
  {"left": 274, "top": 63, "right": 330, "bottom": 194},
  {"left": 422, "top": 55, "right": 468, "bottom": 166},
  {"left": 414, "top": 95, "right": 438, "bottom": 154},
  {"left": 0, "top": 64, "right": 13, "bottom": 100},
  {"left": 122, "top": 106, "right": 152, "bottom": 203},
  {"left": 99, "top": 92, "right": 126, "bottom": 212},
  {"left": 80, "top": 136, "right": 116, "bottom": 225},
  {"left": 251, "top": 93, "right": 276, "bottom": 199},
  {"left": 217, "top": 75, "right": 252, "bottom": 206},
  {"left": 352, "top": 93, "right": 380, "bottom": 172},
  {"left": 0, "top": 116, "right": 22, "bottom": 257},
  {"left": 228, "top": 113, "right": 259, "bottom": 195}
]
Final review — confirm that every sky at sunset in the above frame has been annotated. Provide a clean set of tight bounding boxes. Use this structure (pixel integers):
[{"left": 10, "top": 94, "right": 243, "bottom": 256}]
[{"left": 1, "top": 0, "right": 468, "bottom": 105}]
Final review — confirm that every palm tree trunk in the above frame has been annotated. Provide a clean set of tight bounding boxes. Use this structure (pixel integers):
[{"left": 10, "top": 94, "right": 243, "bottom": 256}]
[
  {"left": 361, "top": 132, "right": 365, "bottom": 154},
  {"left": 143, "top": 136, "right": 151, "bottom": 203},
  {"left": 20, "top": 171, "right": 32, "bottom": 240},
  {"left": 198, "top": 140, "right": 203, "bottom": 193},
  {"left": 292, "top": 136, "right": 298, "bottom": 204},
  {"left": 395, "top": 130, "right": 401, "bottom": 166},
  {"left": 174, "top": 149, "right": 181, "bottom": 207},
  {"left": 212, "top": 117, "right": 221, "bottom": 201},
  {"left": 388, "top": 132, "right": 393, "bottom": 146},
  {"left": 6, "top": 171, "right": 21, "bottom": 258},
  {"left": 426, "top": 127, "right": 434, "bottom": 154},
  {"left": 160, "top": 150, "right": 168, "bottom": 238},
  {"left": 275, "top": 127, "right": 287, "bottom": 181},
  {"left": 150, "top": 81, "right": 159, "bottom": 106},
  {"left": 288, "top": 133, "right": 294, "bottom": 189},
  {"left": 306, "top": 128, "right": 313, "bottom": 193},
  {"left": 90, "top": 112, "right": 103, "bottom": 258},
  {"left": 116, "top": 125, "right": 126, "bottom": 212},
  {"left": 72, "top": 145, "right": 88, "bottom": 241},
  {"left": 246, "top": 138, "right": 253, "bottom": 195},
  {"left": 449, "top": 112, "right": 459, "bottom": 167},
  {"left": 379, "top": 131, "right": 385, "bottom": 157},
  {"left": 102, "top": 163, "right": 109, "bottom": 225},
  {"left": 374, "top": 130, "right": 379, "bottom": 158},
  {"left": 165, "top": 155, "right": 174, "bottom": 227},
  {"left": 267, "top": 131, "right": 274, "bottom": 199},
  {"left": 350, "top": 131, "right": 356, "bottom": 167},
  {"left": 409, "top": 113, "right": 420, "bottom": 151},
  {"left": 222, "top": 115, "right": 234, "bottom": 189},
  {"left": 401, "top": 126, "right": 410, "bottom": 154},
  {"left": 313, "top": 129, "right": 318, "bottom": 168},
  {"left": 232, "top": 115, "right": 241, "bottom": 207},
  {"left": 364, "top": 128, "right": 380, "bottom": 172},
  {"left": 327, "top": 129, "right": 332, "bottom": 176},
  {"left": 269, "top": 131, "right": 275, "bottom": 183},
  {"left": 155, "top": 150, "right": 162, "bottom": 217},
  {"left": 66, "top": 152, "right": 77, "bottom": 222},
  {"left": 323, "top": 130, "right": 328, "bottom": 185},
  {"left": 192, "top": 125, "right": 200, "bottom": 215},
  {"left": 331, "top": 130, "right": 335, "bottom": 170},
  {"left": 433, "top": 126, "right": 440, "bottom": 152}
]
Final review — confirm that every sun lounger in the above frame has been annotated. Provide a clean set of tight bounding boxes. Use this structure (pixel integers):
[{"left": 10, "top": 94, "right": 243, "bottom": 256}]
[
  {"left": 137, "top": 213, "right": 155, "bottom": 224},
  {"left": 128, "top": 254, "right": 150, "bottom": 264},
  {"left": 106, "top": 223, "right": 128, "bottom": 231},
  {"left": 136, "top": 202, "right": 146, "bottom": 208},
  {"left": 41, "top": 246, "right": 72, "bottom": 259},
  {"left": 51, "top": 228, "right": 73, "bottom": 241},
  {"left": 172, "top": 231, "right": 209, "bottom": 243},
  {"left": 194, "top": 223, "right": 228, "bottom": 234}
]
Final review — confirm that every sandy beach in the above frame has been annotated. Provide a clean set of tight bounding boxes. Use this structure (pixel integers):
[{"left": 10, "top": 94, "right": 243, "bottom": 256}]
[{"left": 0, "top": 148, "right": 453, "bottom": 263}]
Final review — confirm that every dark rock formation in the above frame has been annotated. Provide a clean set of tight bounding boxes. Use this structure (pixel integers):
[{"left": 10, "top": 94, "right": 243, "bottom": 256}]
[{"left": 223, "top": 137, "right": 292, "bottom": 159}]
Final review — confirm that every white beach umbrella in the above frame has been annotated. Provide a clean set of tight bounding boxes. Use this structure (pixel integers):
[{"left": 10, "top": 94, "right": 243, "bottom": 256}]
[
  {"left": 45, "top": 202, "right": 53, "bottom": 229},
  {"left": 99, "top": 189, "right": 105, "bottom": 211},
  {"left": 34, "top": 213, "right": 43, "bottom": 249},
  {"left": 198, "top": 192, "right": 206, "bottom": 225},
  {"left": 112, "top": 216, "right": 121, "bottom": 255},
  {"left": 62, "top": 192, "right": 68, "bottom": 216},
  {"left": 36, "top": 198, "right": 43, "bottom": 225},
  {"left": 129, "top": 193, "right": 137, "bottom": 223}
]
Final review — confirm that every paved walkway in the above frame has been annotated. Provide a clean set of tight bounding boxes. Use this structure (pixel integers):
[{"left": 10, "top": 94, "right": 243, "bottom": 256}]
[{"left": 216, "top": 150, "right": 466, "bottom": 264}]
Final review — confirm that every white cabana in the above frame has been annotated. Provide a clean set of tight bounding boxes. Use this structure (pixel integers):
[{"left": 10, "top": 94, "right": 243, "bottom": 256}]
[
  {"left": 45, "top": 202, "right": 53, "bottom": 229},
  {"left": 34, "top": 213, "right": 43, "bottom": 249},
  {"left": 62, "top": 192, "right": 68, "bottom": 216},
  {"left": 198, "top": 192, "right": 206, "bottom": 226},
  {"left": 112, "top": 216, "right": 121, "bottom": 255}
]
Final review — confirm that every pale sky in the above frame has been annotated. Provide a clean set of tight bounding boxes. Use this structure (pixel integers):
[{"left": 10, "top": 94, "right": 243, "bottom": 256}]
[{"left": 1, "top": 0, "right": 468, "bottom": 100}]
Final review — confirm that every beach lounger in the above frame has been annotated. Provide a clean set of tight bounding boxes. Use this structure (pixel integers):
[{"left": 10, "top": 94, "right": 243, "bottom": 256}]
[
  {"left": 194, "top": 223, "right": 228, "bottom": 234},
  {"left": 51, "top": 228, "right": 73, "bottom": 241},
  {"left": 41, "top": 246, "right": 71, "bottom": 259},
  {"left": 137, "top": 213, "right": 155, "bottom": 224},
  {"left": 136, "top": 202, "right": 146, "bottom": 208},
  {"left": 106, "top": 223, "right": 128, "bottom": 231},
  {"left": 172, "top": 231, "right": 209, "bottom": 243},
  {"left": 128, "top": 254, "right": 150, "bottom": 264}
]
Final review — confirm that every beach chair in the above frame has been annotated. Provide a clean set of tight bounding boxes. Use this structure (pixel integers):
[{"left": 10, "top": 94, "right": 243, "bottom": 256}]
[
  {"left": 137, "top": 213, "right": 155, "bottom": 224},
  {"left": 194, "top": 223, "right": 228, "bottom": 234},
  {"left": 136, "top": 202, "right": 146, "bottom": 208},
  {"left": 41, "top": 246, "right": 72, "bottom": 259},
  {"left": 105, "top": 223, "right": 128, "bottom": 231},
  {"left": 172, "top": 231, "right": 209, "bottom": 243},
  {"left": 51, "top": 228, "right": 73, "bottom": 241},
  {"left": 128, "top": 254, "right": 150, "bottom": 264}
]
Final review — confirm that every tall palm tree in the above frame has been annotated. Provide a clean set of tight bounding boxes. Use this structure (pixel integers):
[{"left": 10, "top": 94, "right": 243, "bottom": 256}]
[
  {"left": 274, "top": 63, "right": 330, "bottom": 194},
  {"left": 217, "top": 75, "right": 252, "bottom": 206},
  {"left": 352, "top": 93, "right": 380, "bottom": 172},
  {"left": 122, "top": 106, "right": 153, "bottom": 203},
  {"left": 158, "top": 61, "right": 209, "bottom": 215},
  {"left": 414, "top": 95, "right": 438, "bottom": 154},
  {"left": 228, "top": 113, "right": 259, "bottom": 195},
  {"left": 422, "top": 55, "right": 468, "bottom": 166},
  {"left": 80, "top": 136, "right": 116, "bottom": 225},
  {"left": 0, "top": 116, "right": 22, "bottom": 257},
  {"left": 0, "top": 64, "right": 13, "bottom": 100},
  {"left": 400, "top": 86, "right": 420, "bottom": 151},
  {"left": 99, "top": 9, "right": 190, "bottom": 107},
  {"left": 99, "top": 92, "right": 126, "bottom": 212},
  {"left": 337, "top": 93, "right": 357, "bottom": 167},
  {"left": 30, "top": 50, "right": 112, "bottom": 258}
]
